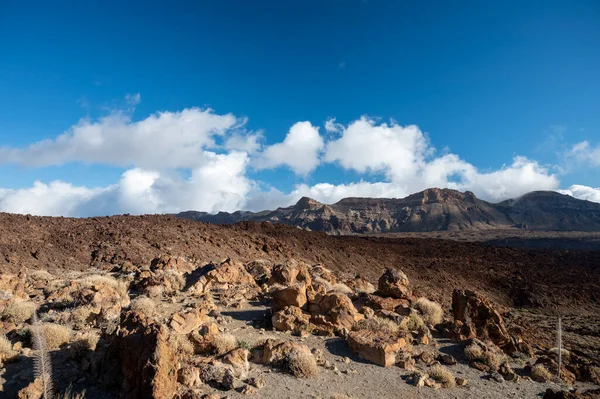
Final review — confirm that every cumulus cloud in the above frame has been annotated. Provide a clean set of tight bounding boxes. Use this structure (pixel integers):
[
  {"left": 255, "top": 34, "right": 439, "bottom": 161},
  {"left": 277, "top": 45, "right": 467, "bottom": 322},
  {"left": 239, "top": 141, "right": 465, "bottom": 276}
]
[
  {"left": 254, "top": 121, "right": 324, "bottom": 175},
  {"left": 224, "top": 132, "right": 263, "bottom": 154},
  {"left": 0, "top": 152, "right": 252, "bottom": 216},
  {"left": 558, "top": 185, "right": 600, "bottom": 203},
  {"left": 0, "top": 108, "right": 242, "bottom": 169},
  {"left": 567, "top": 141, "right": 600, "bottom": 167},
  {"left": 0, "top": 103, "right": 593, "bottom": 216}
]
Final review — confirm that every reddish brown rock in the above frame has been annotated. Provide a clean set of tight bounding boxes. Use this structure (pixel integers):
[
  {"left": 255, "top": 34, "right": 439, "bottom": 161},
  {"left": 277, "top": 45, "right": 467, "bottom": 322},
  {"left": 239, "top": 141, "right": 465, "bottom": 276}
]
[
  {"left": 150, "top": 254, "right": 195, "bottom": 274},
  {"left": 170, "top": 307, "right": 210, "bottom": 334},
  {"left": 117, "top": 311, "right": 179, "bottom": 399},
  {"left": 268, "top": 259, "right": 312, "bottom": 287},
  {"left": 353, "top": 293, "right": 410, "bottom": 313},
  {"left": 346, "top": 329, "right": 409, "bottom": 367},
  {"left": 271, "top": 306, "right": 311, "bottom": 333},
  {"left": 377, "top": 268, "right": 411, "bottom": 299},
  {"left": 451, "top": 289, "right": 533, "bottom": 357},
  {"left": 272, "top": 284, "right": 307, "bottom": 312}
]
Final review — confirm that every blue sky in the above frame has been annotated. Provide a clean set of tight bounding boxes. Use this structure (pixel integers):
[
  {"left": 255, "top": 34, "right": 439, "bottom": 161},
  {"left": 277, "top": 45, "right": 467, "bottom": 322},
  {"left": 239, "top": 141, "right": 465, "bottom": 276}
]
[{"left": 0, "top": 1, "right": 599, "bottom": 216}]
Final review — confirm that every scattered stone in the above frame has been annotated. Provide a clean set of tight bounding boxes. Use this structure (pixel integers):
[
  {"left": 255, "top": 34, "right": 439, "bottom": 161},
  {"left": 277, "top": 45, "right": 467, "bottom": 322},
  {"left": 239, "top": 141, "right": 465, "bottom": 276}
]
[
  {"left": 455, "top": 377, "right": 468, "bottom": 386},
  {"left": 246, "top": 377, "right": 265, "bottom": 389},
  {"left": 489, "top": 372, "right": 505, "bottom": 383},
  {"left": 406, "top": 371, "right": 427, "bottom": 387}
]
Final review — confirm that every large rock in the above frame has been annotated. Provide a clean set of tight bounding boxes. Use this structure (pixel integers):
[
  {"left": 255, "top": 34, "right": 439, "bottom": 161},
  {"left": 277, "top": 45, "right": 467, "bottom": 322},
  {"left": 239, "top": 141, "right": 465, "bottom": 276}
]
[
  {"left": 272, "top": 284, "right": 307, "bottom": 312},
  {"left": 170, "top": 307, "right": 210, "bottom": 334},
  {"left": 117, "top": 311, "right": 179, "bottom": 399},
  {"left": 150, "top": 254, "right": 195, "bottom": 274},
  {"left": 377, "top": 268, "right": 411, "bottom": 299},
  {"left": 310, "top": 293, "right": 363, "bottom": 332},
  {"left": 272, "top": 306, "right": 311, "bottom": 333},
  {"left": 244, "top": 260, "right": 273, "bottom": 285},
  {"left": 451, "top": 289, "right": 532, "bottom": 357},
  {"left": 353, "top": 293, "right": 410, "bottom": 313},
  {"left": 268, "top": 259, "right": 312, "bottom": 287},
  {"left": 188, "top": 259, "right": 259, "bottom": 298},
  {"left": 346, "top": 329, "right": 409, "bottom": 367}
]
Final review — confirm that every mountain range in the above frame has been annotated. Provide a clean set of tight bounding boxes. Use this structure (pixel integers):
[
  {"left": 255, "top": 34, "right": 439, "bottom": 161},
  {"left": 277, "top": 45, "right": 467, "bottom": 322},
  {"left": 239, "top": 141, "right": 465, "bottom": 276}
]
[{"left": 176, "top": 188, "right": 600, "bottom": 234}]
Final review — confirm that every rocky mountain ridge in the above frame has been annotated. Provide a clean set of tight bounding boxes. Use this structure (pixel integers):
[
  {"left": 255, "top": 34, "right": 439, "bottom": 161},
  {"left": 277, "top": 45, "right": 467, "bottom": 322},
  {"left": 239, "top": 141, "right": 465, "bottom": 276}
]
[{"left": 177, "top": 188, "right": 600, "bottom": 233}]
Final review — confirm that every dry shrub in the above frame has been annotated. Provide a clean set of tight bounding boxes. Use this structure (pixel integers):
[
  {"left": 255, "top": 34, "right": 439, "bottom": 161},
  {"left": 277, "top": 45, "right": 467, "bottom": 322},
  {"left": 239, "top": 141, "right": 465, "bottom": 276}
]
[
  {"left": 463, "top": 342, "right": 484, "bottom": 361},
  {"left": 2, "top": 300, "right": 36, "bottom": 323},
  {"left": 412, "top": 297, "right": 443, "bottom": 325},
  {"left": 400, "top": 312, "right": 425, "bottom": 332},
  {"left": 463, "top": 341, "right": 503, "bottom": 371},
  {"left": 214, "top": 333, "right": 238, "bottom": 355},
  {"left": 169, "top": 332, "right": 194, "bottom": 355},
  {"left": 352, "top": 316, "right": 400, "bottom": 334},
  {"left": 0, "top": 334, "right": 15, "bottom": 358},
  {"left": 285, "top": 347, "right": 318, "bottom": 378},
  {"left": 130, "top": 296, "right": 156, "bottom": 317},
  {"left": 70, "top": 306, "right": 95, "bottom": 328},
  {"left": 69, "top": 332, "right": 99, "bottom": 359},
  {"left": 27, "top": 270, "right": 54, "bottom": 283},
  {"left": 56, "top": 385, "right": 86, "bottom": 399},
  {"left": 328, "top": 283, "right": 353, "bottom": 295},
  {"left": 331, "top": 395, "right": 355, "bottom": 399},
  {"left": 164, "top": 271, "right": 185, "bottom": 293},
  {"left": 41, "top": 323, "right": 72, "bottom": 349},
  {"left": 80, "top": 274, "right": 129, "bottom": 300},
  {"left": 531, "top": 364, "right": 553, "bottom": 382},
  {"left": 428, "top": 364, "right": 456, "bottom": 388}
]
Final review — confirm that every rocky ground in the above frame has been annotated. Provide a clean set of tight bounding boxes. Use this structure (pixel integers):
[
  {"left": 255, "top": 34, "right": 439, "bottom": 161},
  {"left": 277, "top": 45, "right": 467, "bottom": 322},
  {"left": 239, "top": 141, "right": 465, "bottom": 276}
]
[{"left": 0, "top": 213, "right": 599, "bottom": 398}]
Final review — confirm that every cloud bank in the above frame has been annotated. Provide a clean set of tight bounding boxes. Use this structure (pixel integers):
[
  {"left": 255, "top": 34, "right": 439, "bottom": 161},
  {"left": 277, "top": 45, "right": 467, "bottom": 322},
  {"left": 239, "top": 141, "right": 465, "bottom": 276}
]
[{"left": 0, "top": 97, "right": 597, "bottom": 216}]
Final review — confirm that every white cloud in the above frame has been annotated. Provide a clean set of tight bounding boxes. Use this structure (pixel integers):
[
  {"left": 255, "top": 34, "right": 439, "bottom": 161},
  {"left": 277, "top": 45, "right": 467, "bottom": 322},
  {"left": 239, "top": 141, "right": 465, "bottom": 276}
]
[
  {"left": 0, "top": 105, "right": 592, "bottom": 216},
  {"left": 567, "top": 141, "right": 600, "bottom": 167},
  {"left": 224, "top": 132, "right": 263, "bottom": 154},
  {"left": 558, "top": 185, "right": 600, "bottom": 203},
  {"left": 0, "top": 181, "right": 106, "bottom": 217},
  {"left": 0, "top": 152, "right": 252, "bottom": 216},
  {"left": 324, "top": 117, "right": 430, "bottom": 182},
  {"left": 0, "top": 108, "right": 242, "bottom": 169},
  {"left": 254, "top": 121, "right": 324, "bottom": 175}
]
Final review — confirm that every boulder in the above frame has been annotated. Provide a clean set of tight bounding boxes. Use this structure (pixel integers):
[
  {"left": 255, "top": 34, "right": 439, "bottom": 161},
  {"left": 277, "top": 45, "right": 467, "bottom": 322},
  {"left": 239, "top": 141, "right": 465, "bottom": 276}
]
[
  {"left": 177, "top": 365, "right": 202, "bottom": 388},
  {"left": 244, "top": 260, "right": 273, "bottom": 285},
  {"left": 311, "top": 293, "right": 363, "bottom": 332},
  {"left": 309, "top": 265, "right": 337, "bottom": 284},
  {"left": 353, "top": 293, "right": 410, "bottom": 313},
  {"left": 272, "top": 284, "right": 307, "bottom": 312},
  {"left": 117, "top": 311, "right": 179, "bottom": 399},
  {"left": 268, "top": 259, "right": 312, "bottom": 287},
  {"left": 451, "top": 289, "right": 533, "bottom": 357},
  {"left": 271, "top": 306, "right": 311, "bottom": 333},
  {"left": 377, "top": 268, "right": 411, "bottom": 299},
  {"left": 346, "top": 329, "right": 409, "bottom": 367},
  {"left": 150, "top": 254, "right": 195, "bottom": 274},
  {"left": 170, "top": 307, "right": 210, "bottom": 334},
  {"left": 222, "top": 348, "right": 250, "bottom": 379},
  {"left": 345, "top": 275, "right": 376, "bottom": 294},
  {"left": 189, "top": 259, "right": 258, "bottom": 295}
]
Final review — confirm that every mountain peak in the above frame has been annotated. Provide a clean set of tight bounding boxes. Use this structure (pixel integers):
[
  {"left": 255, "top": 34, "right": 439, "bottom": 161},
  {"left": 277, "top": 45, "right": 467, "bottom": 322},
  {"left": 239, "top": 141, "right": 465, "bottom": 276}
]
[{"left": 295, "top": 196, "right": 324, "bottom": 210}]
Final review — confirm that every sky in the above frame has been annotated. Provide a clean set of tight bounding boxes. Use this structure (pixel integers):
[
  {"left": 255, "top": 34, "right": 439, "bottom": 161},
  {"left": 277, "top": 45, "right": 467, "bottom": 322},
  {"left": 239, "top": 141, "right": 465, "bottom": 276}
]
[{"left": 0, "top": 0, "right": 599, "bottom": 216}]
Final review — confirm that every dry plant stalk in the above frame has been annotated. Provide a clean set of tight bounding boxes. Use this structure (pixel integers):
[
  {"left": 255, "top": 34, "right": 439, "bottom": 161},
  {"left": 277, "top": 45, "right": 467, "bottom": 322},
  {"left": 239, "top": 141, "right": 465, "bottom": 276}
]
[{"left": 32, "top": 311, "right": 54, "bottom": 399}]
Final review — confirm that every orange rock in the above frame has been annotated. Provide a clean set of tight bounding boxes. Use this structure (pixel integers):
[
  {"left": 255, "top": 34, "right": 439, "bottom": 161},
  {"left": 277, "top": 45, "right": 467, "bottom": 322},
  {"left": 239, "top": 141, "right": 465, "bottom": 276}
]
[{"left": 346, "top": 329, "right": 408, "bottom": 367}]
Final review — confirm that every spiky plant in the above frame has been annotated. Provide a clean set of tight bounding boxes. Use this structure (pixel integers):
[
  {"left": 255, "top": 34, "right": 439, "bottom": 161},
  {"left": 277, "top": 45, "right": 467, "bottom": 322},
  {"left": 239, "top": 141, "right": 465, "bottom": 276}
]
[
  {"left": 32, "top": 311, "right": 53, "bottom": 399},
  {"left": 557, "top": 316, "right": 563, "bottom": 381}
]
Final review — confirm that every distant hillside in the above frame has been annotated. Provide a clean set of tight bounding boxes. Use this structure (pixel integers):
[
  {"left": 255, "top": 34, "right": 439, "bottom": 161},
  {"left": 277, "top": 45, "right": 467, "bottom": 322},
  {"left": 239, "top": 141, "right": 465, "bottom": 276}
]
[{"left": 176, "top": 188, "right": 600, "bottom": 233}]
